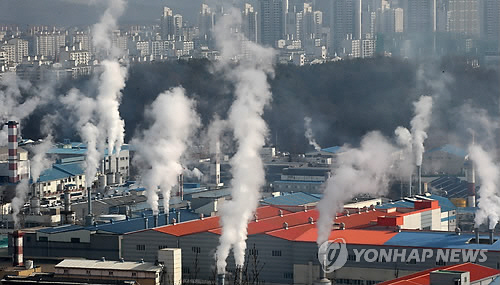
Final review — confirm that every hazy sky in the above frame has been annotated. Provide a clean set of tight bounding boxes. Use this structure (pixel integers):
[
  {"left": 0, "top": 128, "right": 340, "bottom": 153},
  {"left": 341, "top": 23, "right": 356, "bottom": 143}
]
[{"left": 0, "top": 0, "right": 210, "bottom": 27}]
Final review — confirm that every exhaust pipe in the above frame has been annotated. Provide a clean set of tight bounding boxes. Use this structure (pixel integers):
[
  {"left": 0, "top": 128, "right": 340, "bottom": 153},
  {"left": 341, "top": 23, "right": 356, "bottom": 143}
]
[
  {"left": 217, "top": 273, "right": 225, "bottom": 285},
  {"left": 153, "top": 215, "right": 158, "bottom": 228},
  {"left": 417, "top": 165, "right": 422, "bottom": 195},
  {"left": 489, "top": 229, "right": 495, "bottom": 245},
  {"left": 475, "top": 228, "right": 480, "bottom": 244}
]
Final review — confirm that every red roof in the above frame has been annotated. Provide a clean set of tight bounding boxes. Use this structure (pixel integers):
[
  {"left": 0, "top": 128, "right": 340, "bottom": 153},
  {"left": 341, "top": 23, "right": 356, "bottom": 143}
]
[
  {"left": 335, "top": 209, "right": 401, "bottom": 229},
  {"left": 378, "top": 263, "right": 500, "bottom": 285},
  {"left": 266, "top": 225, "right": 398, "bottom": 245},
  {"left": 152, "top": 206, "right": 293, "bottom": 237}
]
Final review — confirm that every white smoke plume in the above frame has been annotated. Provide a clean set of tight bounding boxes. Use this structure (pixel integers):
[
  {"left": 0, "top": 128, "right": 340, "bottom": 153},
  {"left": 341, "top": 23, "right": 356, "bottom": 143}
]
[
  {"left": 0, "top": 73, "right": 55, "bottom": 145},
  {"left": 304, "top": 116, "right": 321, "bottom": 151},
  {"left": 214, "top": 8, "right": 276, "bottom": 273},
  {"left": 410, "top": 95, "right": 433, "bottom": 166},
  {"left": 184, "top": 168, "right": 204, "bottom": 180},
  {"left": 316, "top": 131, "right": 402, "bottom": 246},
  {"left": 132, "top": 87, "right": 200, "bottom": 215},
  {"left": 469, "top": 145, "right": 500, "bottom": 229},
  {"left": 11, "top": 179, "right": 29, "bottom": 229}
]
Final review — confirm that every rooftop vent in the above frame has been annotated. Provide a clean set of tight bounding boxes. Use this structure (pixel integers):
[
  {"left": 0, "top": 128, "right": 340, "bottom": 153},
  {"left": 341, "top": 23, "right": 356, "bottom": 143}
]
[
  {"left": 283, "top": 222, "right": 289, "bottom": 230},
  {"left": 308, "top": 217, "right": 314, "bottom": 224}
]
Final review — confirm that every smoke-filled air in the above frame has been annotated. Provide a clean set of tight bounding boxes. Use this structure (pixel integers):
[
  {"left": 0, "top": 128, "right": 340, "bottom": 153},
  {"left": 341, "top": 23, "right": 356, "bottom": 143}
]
[
  {"left": 132, "top": 87, "right": 200, "bottom": 215},
  {"left": 304, "top": 116, "right": 322, "bottom": 151},
  {"left": 410, "top": 95, "right": 433, "bottom": 166},
  {"left": 61, "top": 0, "right": 127, "bottom": 188},
  {"left": 11, "top": 136, "right": 54, "bottom": 228},
  {"left": 214, "top": 8, "right": 276, "bottom": 273},
  {"left": 469, "top": 145, "right": 500, "bottom": 229}
]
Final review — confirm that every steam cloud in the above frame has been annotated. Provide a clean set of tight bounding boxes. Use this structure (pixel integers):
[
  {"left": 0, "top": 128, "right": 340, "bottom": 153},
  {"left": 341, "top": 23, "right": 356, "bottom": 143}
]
[
  {"left": 214, "top": 8, "right": 276, "bottom": 273},
  {"left": 469, "top": 145, "right": 500, "bottom": 229},
  {"left": 132, "top": 87, "right": 200, "bottom": 215},
  {"left": 61, "top": 0, "right": 127, "bottom": 188},
  {"left": 316, "top": 131, "right": 401, "bottom": 245},
  {"left": 304, "top": 116, "right": 321, "bottom": 151},
  {"left": 11, "top": 136, "right": 54, "bottom": 228},
  {"left": 410, "top": 96, "right": 433, "bottom": 166}
]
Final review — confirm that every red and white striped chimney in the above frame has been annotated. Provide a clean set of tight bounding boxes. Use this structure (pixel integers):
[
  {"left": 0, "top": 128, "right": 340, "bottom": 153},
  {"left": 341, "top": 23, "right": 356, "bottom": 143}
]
[
  {"left": 6, "top": 121, "right": 19, "bottom": 184},
  {"left": 12, "top": 230, "right": 24, "bottom": 267}
]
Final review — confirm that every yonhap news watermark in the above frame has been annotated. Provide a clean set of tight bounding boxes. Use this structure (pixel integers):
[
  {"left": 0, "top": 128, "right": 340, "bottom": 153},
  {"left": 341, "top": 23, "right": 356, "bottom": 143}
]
[{"left": 318, "top": 239, "right": 488, "bottom": 273}]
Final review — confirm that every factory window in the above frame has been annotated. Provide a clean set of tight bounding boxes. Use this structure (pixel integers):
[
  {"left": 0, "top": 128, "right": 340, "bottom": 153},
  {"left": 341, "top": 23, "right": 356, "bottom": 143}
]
[
  {"left": 132, "top": 272, "right": 137, "bottom": 277},
  {"left": 63, "top": 269, "right": 69, "bottom": 274},
  {"left": 136, "top": 244, "right": 146, "bottom": 251},
  {"left": 79, "top": 176, "right": 82, "bottom": 180},
  {"left": 86, "top": 270, "right": 91, "bottom": 274},
  {"left": 248, "top": 248, "right": 258, "bottom": 256},
  {"left": 192, "top": 246, "right": 201, "bottom": 253},
  {"left": 109, "top": 271, "right": 113, "bottom": 276},
  {"left": 283, "top": 272, "right": 293, "bottom": 279},
  {"left": 71, "top": 238, "right": 80, "bottom": 243},
  {"left": 272, "top": 250, "right": 282, "bottom": 256}
]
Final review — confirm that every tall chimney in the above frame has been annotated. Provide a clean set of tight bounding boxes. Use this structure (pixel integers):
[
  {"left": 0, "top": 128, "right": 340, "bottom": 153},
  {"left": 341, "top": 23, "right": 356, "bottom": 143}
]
[
  {"left": 6, "top": 121, "right": 19, "bottom": 183},
  {"left": 108, "top": 155, "right": 112, "bottom": 173},
  {"left": 153, "top": 214, "right": 158, "bottom": 228},
  {"left": 177, "top": 174, "right": 184, "bottom": 200},
  {"left": 489, "top": 229, "right": 495, "bottom": 245},
  {"left": 116, "top": 157, "right": 119, "bottom": 174},
  {"left": 466, "top": 160, "right": 476, "bottom": 207},
  {"left": 12, "top": 230, "right": 24, "bottom": 267},
  {"left": 475, "top": 228, "right": 480, "bottom": 244},
  {"left": 176, "top": 211, "right": 181, "bottom": 223},
  {"left": 210, "top": 139, "right": 221, "bottom": 188},
  {"left": 217, "top": 273, "right": 225, "bottom": 285},
  {"left": 417, "top": 165, "right": 422, "bottom": 195},
  {"left": 408, "top": 173, "right": 412, "bottom": 196},
  {"left": 85, "top": 187, "right": 94, "bottom": 226},
  {"left": 144, "top": 216, "right": 149, "bottom": 229}
]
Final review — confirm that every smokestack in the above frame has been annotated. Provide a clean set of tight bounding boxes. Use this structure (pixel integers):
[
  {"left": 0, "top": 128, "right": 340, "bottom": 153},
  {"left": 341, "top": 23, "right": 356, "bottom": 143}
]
[
  {"left": 177, "top": 174, "right": 184, "bottom": 200},
  {"left": 210, "top": 139, "right": 221, "bottom": 188},
  {"left": 144, "top": 216, "right": 148, "bottom": 229},
  {"left": 489, "top": 229, "right": 494, "bottom": 245},
  {"left": 12, "top": 230, "right": 24, "bottom": 267},
  {"left": 417, "top": 165, "right": 422, "bottom": 195},
  {"left": 85, "top": 187, "right": 94, "bottom": 226},
  {"left": 177, "top": 211, "right": 181, "bottom": 223},
  {"left": 116, "top": 157, "right": 119, "bottom": 174},
  {"left": 153, "top": 215, "right": 158, "bottom": 228},
  {"left": 409, "top": 173, "right": 412, "bottom": 196},
  {"left": 475, "top": 228, "right": 480, "bottom": 244},
  {"left": 108, "top": 155, "right": 112, "bottom": 173},
  {"left": 466, "top": 160, "right": 476, "bottom": 207},
  {"left": 166, "top": 212, "right": 170, "bottom": 225},
  {"left": 6, "top": 121, "right": 19, "bottom": 183},
  {"left": 217, "top": 273, "right": 225, "bottom": 285}
]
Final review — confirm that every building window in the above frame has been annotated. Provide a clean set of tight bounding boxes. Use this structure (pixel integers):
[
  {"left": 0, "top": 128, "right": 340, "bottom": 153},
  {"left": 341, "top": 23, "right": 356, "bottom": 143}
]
[
  {"left": 132, "top": 272, "right": 137, "bottom": 277},
  {"left": 71, "top": 238, "right": 80, "bottom": 243},
  {"left": 272, "top": 250, "right": 282, "bottom": 257},
  {"left": 109, "top": 271, "right": 113, "bottom": 276},
  {"left": 192, "top": 246, "right": 201, "bottom": 253},
  {"left": 63, "top": 269, "right": 69, "bottom": 274},
  {"left": 249, "top": 248, "right": 258, "bottom": 256},
  {"left": 86, "top": 270, "right": 91, "bottom": 274},
  {"left": 136, "top": 244, "right": 146, "bottom": 251}
]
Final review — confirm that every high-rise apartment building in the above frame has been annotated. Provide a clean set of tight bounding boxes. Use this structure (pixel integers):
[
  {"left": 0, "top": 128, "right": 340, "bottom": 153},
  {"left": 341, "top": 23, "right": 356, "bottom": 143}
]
[
  {"left": 35, "top": 32, "right": 66, "bottom": 59},
  {"left": 242, "top": 4, "right": 259, "bottom": 43},
  {"left": 403, "top": 0, "right": 437, "bottom": 34},
  {"left": 480, "top": 0, "right": 500, "bottom": 52},
  {"left": 260, "top": 0, "right": 285, "bottom": 47},
  {"left": 447, "top": 0, "right": 479, "bottom": 37},
  {"left": 161, "top": 7, "right": 175, "bottom": 40},
  {"left": 330, "top": 0, "right": 362, "bottom": 52},
  {"left": 7, "top": 38, "right": 28, "bottom": 64},
  {"left": 198, "top": 4, "right": 215, "bottom": 46},
  {"left": 173, "top": 14, "right": 184, "bottom": 39}
]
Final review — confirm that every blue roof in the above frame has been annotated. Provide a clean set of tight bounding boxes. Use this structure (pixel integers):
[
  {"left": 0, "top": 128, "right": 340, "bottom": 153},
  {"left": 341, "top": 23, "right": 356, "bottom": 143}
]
[
  {"left": 261, "top": 192, "right": 321, "bottom": 206},
  {"left": 38, "top": 224, "right": 84, "bottom": 234},
  {"left": 47, "top": 142, "right": 131, "bottom": 156},
  {"left": 37, "top": 162, "right": 84, "bottom": 183},
  {"left": 321, "top": 146, "right": 343, "bottom": 154},
  {"left": 427, "top": 144, "right": 467, "bottom": 157},
  {"left": 430, "top": 177, "right": 469, "bottom": 198},
  {"left": 89, "top": 210, "right": 200, "bottom": 234},
  {"left": 457, "top": 207, "right": 477, "bottom": 214},
  {"left": 385, "top": 231, "right": 500, "bottom": 251},
  {"left": 376, "top": 195, "right": 456, "bottom": 212}
]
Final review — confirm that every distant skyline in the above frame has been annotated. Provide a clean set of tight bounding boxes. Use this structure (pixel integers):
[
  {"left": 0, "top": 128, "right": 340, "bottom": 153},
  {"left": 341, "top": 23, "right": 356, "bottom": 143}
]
[{"left": 0, "top": 0, "right": 227, "bottom": 27}]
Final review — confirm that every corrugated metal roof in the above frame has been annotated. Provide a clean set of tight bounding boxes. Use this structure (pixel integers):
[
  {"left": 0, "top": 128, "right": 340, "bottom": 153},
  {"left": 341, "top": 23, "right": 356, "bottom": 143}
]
[
  {"left": 376, "top": 195, "right": 456, "bottom": 213},
  {"left": 379, "top": 263, "right": 500, "bottom": 285},
  {"left": 321, "top": 146, "right": 343, "bottom": 154},
  {"left": 55, "top": 259, "right": 162, "bottom": 272},
  {"left": 38, "top": 224, "right": 84, "bottom": 234},
  {"left": 37, "top": 162, "right": 84, "bottom": 182},
  {"left": 384, "top": 231, "right": 500, "bottom": 250},
  {"left": 261, "top": 192, "right": 321, "bottom": 206}
]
